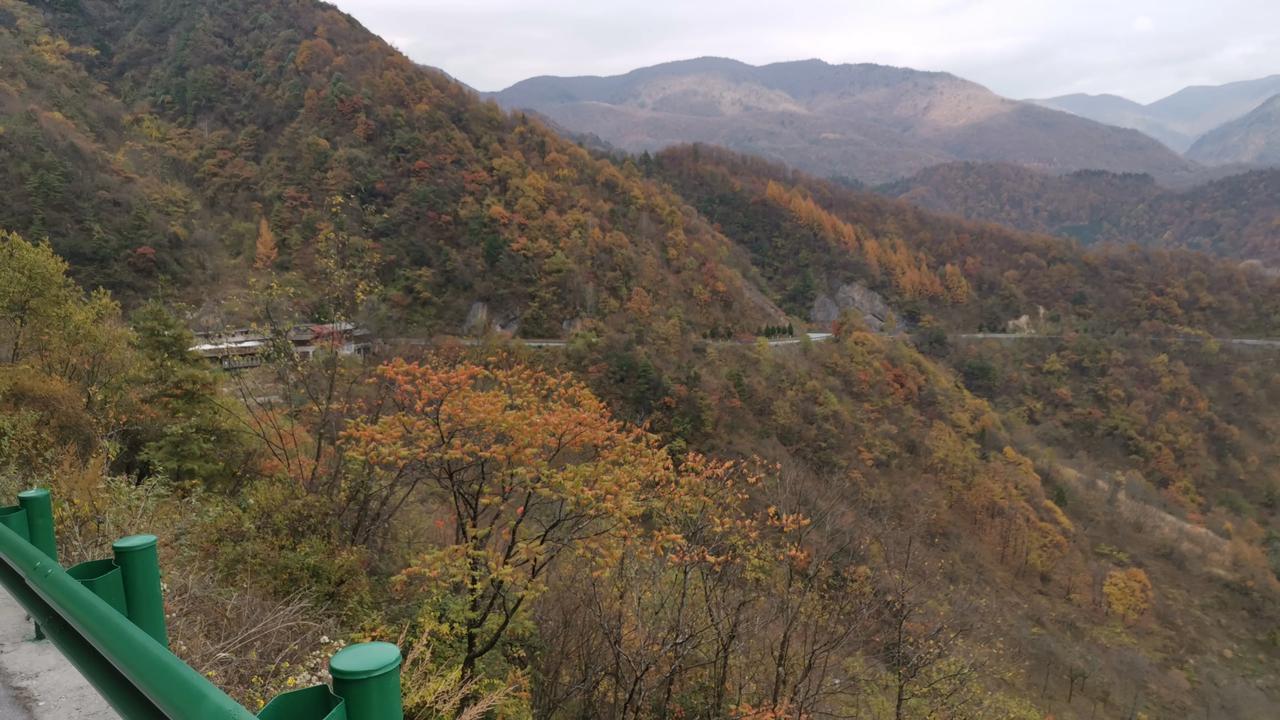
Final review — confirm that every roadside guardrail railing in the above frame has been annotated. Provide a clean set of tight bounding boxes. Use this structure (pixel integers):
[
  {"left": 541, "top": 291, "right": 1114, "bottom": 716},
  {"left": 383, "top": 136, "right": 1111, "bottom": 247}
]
[{"left": 0, "top": 487, "right": 404, "bottom": 720}]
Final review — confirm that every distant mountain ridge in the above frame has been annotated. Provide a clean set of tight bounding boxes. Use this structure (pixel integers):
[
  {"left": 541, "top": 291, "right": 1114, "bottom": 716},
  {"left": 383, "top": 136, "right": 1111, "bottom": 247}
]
[
  {"left": 882, "top": 162, "right": 1280, "bottom": 265},
  {"left": 7, "top": 3, "right": 1280, "bottom": 717},
  {"left": 1187, "top": 94, "right": 1280, "bottom": 165},
  {"left": 491, "top": 57, "right": 1196, "bottom": 184},
  {"left": 1032, "top": 74, "right": 1280, "bottom": 155},
  {"left": 1028, "top": 93, "right": 1195, "bottom": 151}
]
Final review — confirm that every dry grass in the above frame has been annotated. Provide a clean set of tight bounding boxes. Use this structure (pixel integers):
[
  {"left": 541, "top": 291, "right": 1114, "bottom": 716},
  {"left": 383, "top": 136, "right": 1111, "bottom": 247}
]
[
  {"left": 398, "top": 624, "right": 518, "bottom": 720},
  {"left": 16, "top": 472, "right": 343, "bottom": 710},
  {"left": 165, "top": 567, "right": 341, "bottom": 710}
]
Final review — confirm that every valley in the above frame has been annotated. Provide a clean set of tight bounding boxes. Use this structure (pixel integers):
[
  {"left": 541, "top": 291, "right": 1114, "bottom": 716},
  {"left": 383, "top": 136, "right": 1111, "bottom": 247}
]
[{"left": 0, "top": 1, "right": 1278, "bottom": 719}]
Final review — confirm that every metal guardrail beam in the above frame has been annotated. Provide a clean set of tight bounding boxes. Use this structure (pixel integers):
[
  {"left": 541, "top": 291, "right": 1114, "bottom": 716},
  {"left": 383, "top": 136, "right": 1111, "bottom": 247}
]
[
  {"left": 0, "top": 506, "right": 257, "bottom": 719},
  {"left": 0, "top": 550, "right": 170, "bottom": 719},
  {"left": 0, "top": 488, "right": 404, "bottom": 720}
]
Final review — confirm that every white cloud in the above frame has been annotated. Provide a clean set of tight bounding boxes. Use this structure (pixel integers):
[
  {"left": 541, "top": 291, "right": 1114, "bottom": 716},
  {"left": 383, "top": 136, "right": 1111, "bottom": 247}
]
[{"left": 330, "top": 0, "right": 1280, "bottom": 103}]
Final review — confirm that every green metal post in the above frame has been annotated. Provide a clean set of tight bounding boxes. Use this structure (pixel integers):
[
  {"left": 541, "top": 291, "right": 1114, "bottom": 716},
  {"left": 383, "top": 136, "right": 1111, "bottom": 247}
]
[
  {"left": 0, "top": 557, "right": 166, "bottom": 719},
  {"left": 67, "top": 559, "right": 129, "bottom": 617},
  {"left": 258, "top": 684, "right": 347, "bottom": 720},
  {"left": 0, "top": 521, "right": 258, "bottom": 719},
  {"left": 0, "top": 505, "right": 33, "bottom": 638},
  {"left": 112, "top": 534, "right": 168, "bottom": 647},
  {"left": 329, "top": 642, "right": 403, "bottom": 720},
  {"left": 16, "top": 489, "right": 56, "bottom": 560},
  {"left": 18, "top": 488, "right": 57, "bottom": 639},
  {"left": 0, "top": 506, "right": 28, "bottom": 540}
]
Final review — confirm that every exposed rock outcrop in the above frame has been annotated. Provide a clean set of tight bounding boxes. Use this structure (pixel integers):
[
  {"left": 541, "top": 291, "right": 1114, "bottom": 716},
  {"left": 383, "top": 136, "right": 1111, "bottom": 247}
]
[{"left": 811, "top": 282, "right": 899, "bottom": 333}]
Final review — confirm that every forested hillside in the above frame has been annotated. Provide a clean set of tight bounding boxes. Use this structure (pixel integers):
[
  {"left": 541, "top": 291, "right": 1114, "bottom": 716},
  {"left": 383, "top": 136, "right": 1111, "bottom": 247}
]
[
  {"left": 658, "top": 148, "right": 1280, "bottom": 333},
  {"left": 884, "top": 162, "right": 1280, "bottom": 265},
  {"left": 0, "top": 0, "right": 231, "bottom": 294},
  {"left": 2, "top": 2, "right": 1279, "bottom": 719},
  {"left": 9, "top": 0, "right": 782, "bottom": 336},
  {"left": 656, "top": 144, "right": 1280, "bottom": 504}
]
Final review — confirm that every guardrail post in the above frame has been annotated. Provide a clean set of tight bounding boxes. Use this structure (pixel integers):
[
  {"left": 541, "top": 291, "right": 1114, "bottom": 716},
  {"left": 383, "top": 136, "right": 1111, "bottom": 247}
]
[
  {"left": 257, "top": 684, "right": 345, "bottom": 720},
  {"left": 112, "top": 534, "right": 168, "bottom": 647},
  {"left": 329, "top": 642, "right": 404, "bottom": 720},
  {"left": 18, "top": 488, "right": 57, "bottom": 639},
  {"left": 0, "top": 520, "right": 260, "bottom": 719},
  {"left": 67, "top": 559, "right": 129, "bottom": 617},
  {"left": 0, "top": 505, "right": 28, "bottom": 538},
  {"left": 16, "top": 489, "right": 56, "bottom": 560},
  {"left": 0, "top": 504, "right": 33, "bottom": 637}
]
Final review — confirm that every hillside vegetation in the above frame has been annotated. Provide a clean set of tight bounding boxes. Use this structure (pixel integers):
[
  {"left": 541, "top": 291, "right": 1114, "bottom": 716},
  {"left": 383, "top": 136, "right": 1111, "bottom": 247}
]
[
  {"left": 9, "top": 0, "right": 781, "bottom": 336},
  {"left": 1, "top": 2, "right": 1279, "bottom": 719},
  {"left": 884, "top": 162, "right": 1280, "bottom": 265},
  {"left": 655, "top": 144, "right": 1280, "bottom": 504}
]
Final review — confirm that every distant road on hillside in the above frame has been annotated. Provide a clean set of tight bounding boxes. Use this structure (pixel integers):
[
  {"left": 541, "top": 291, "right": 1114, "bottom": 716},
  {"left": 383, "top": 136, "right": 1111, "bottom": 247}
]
[
  {"left": 955, "top": 333, "right": 1280, "bottom": 348},
  {"left": 388, "top": 332, "right": 836, "bottom": 350},
  {"left": 389, "top": 331, "right": 1280, "bottom": 352}
]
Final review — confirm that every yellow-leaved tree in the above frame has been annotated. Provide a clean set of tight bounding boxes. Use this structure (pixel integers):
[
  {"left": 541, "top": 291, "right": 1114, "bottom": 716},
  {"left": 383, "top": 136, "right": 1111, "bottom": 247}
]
[
  {"left": 254, "top": 217, "right": 278, "bottom": 269},
  {"left": 1103, "top": 567, "right": 1154, "bottom": 623},
  {"left": 0, "top": 231, "right": 136, "bottom": 474},
  {"left": 342, "top": 356, "right": 675, "bottom": 685}
]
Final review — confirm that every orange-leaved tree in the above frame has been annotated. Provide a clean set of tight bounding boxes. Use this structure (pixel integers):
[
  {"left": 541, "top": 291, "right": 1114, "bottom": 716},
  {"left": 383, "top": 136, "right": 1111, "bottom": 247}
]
[{"left": 342, "top": 356, "right": 675, "bottom": 681}]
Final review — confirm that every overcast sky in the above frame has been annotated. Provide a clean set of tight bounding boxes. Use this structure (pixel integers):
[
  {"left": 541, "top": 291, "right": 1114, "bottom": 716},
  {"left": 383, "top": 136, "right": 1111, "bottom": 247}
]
[{"left": 329, "top": 0, "right": 1280, "bottom": 103}]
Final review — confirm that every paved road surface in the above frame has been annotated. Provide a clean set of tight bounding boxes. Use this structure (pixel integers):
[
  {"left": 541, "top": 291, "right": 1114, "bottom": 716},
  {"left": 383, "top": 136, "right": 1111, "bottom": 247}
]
[
  {"left": 397, "top": 331, "right": 1280, "bottom": 352},
  {"left": 390, "top": 332, "right": 837, "bottom": 349},
  {"left": 0, "top": 588, "right": 117, "bottom": 720},
  {"left": 956, "top": 333, "right": 1280, "bottom": 348},
  {"left": 0, "top": 663, "right": 30, "bottom": 720}
]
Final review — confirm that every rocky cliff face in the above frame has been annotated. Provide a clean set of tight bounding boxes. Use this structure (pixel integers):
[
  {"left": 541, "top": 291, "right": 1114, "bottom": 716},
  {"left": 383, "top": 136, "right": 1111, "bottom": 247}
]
[{"left": 811, "top": 282, "right": 899, "bottom": 332}]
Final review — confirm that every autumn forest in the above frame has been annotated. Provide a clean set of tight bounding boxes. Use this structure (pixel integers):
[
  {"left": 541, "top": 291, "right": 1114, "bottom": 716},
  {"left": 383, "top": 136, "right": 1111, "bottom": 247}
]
[{"left": 1, "top": 1, "right": 1279, "bottom": 718}]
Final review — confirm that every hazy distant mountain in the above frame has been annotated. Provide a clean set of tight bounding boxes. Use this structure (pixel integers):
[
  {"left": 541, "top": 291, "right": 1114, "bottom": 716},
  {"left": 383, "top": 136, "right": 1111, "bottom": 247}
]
[
  {"left": 1033, "top": 74, "right": 1280, "bottom": 154},
  {"left": 882, "top": 162, "right": 1280, "bottom": 264},
  {"left": 1186, "top": 94, "right": 1280, "bottom": 166},
  {"left": 491, "top": 57, "right": 1195, "bottom": 184},
  {"left": 1029, "top": 93, "right": 1195, "bottom": 151},
  {"left": 1148, "top": 75, "right": 1280, "bottom": 137}
]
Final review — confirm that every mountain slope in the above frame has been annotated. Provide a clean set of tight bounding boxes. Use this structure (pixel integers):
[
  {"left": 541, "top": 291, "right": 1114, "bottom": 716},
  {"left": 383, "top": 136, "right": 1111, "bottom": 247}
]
[
  {"left": 1034, "top": 74, "right": 1280, "bottom": 155},
  {"left": 492, "top": 57, "right": 1196, "bottom": 184},
  {"left": 1186, "top": 94, "right": 1280, "bottom": 165},
  {"left": 22, "top": 0, "right": 785, "bottom": 337},
  {"left": 1028, "top": 93, "right": 1195, "bottom": 151},
  {"left": 5, "top": 2, "right": 1280, "bottom": 718},
  {"left": 883, "top": 162, "right": 1280, "bottom": 264},
  {"left": 0, "top": 1, "right": 235, "bottom": 296},
  {"left": 659, "top": 146, "right": 1280, "bottom": 334},
  {"left": 1149, "top": 74, "right": 1280, "bottom": 138}
]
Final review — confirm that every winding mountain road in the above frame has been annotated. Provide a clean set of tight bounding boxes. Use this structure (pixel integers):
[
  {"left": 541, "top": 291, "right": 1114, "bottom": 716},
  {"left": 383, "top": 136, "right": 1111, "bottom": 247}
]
[
  {"left": 955, "top": 333, "right": 1280, "bottom": 348},
  {"left": 391, "top": 331, "right": 1280, "bottom": 352},
  {"left": 389, "top": 332, "right": 836, "bottom": 349}
]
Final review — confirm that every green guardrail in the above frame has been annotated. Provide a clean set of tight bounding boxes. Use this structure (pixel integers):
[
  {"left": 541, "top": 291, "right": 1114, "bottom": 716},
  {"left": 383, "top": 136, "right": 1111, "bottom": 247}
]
[{"left": 0, "top": 488, "right": 404, "bottom": 720}]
